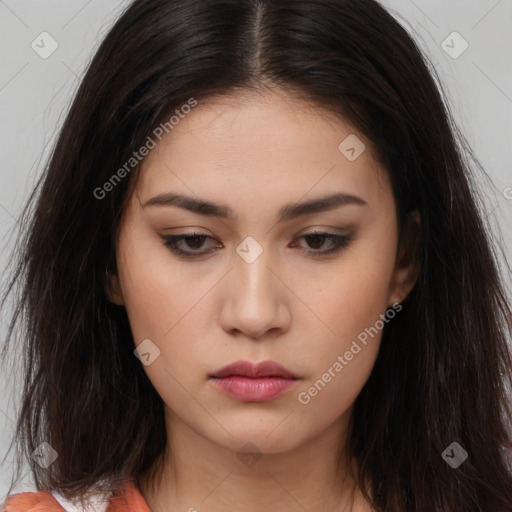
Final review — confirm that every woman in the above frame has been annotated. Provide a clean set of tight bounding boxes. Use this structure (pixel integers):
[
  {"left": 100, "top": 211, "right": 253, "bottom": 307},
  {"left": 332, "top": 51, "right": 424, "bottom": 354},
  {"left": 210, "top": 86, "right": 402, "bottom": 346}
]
[{"left": 1, "top": 0, "right": 511, "bottom": 511}]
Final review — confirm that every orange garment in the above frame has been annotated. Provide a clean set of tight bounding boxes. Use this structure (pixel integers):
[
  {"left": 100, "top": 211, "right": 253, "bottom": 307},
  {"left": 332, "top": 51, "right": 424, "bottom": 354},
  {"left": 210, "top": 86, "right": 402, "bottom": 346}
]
[{"left": 3, "top": 480, "right": 151, "bottom": 512}]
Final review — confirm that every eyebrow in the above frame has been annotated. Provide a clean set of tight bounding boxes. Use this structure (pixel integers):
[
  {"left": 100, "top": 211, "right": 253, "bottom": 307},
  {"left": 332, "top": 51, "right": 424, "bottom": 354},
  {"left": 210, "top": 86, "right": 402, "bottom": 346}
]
[{"left": 142, "top": 191, "right": 367, "bottom": 223}]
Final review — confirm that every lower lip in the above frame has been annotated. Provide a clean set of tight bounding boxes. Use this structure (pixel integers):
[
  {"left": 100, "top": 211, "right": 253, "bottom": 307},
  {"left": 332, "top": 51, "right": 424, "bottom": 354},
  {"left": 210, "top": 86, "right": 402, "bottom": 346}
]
[{"left": 210, "top": 376, "right": 298, "bottom": 402}]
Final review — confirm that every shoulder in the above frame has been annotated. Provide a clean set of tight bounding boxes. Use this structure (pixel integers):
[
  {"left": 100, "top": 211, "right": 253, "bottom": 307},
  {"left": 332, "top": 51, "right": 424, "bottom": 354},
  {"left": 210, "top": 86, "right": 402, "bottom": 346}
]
[
  {"left": 2, "top": 489, "right": 64, "bottom": 511},
  {"left": 1, "top": 480, "right": 150, "bottom": 512}
]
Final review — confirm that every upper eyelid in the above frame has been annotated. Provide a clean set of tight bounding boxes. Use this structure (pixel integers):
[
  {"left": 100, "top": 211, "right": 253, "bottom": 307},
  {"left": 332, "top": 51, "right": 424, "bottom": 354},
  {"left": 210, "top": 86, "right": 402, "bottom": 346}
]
[
  {"left": 162, "top": 230, "right": 346, "bottom": 241},
  {"left": 161, "top": 226, "right": 349, "bottom": 236}
]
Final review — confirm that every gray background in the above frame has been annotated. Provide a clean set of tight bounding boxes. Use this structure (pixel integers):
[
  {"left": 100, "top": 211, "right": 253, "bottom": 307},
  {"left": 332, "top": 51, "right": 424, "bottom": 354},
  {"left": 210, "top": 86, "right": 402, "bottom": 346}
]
[{"left": 0, "top": 0, "right": 511, "bottom": 496}]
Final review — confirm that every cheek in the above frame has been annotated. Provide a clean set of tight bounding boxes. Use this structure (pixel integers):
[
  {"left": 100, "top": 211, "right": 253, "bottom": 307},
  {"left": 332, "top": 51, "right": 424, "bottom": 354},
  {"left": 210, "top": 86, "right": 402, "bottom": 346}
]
[
  {"left": 307, "top": 240, "right": 397, "bottom": 346},
  {"left": 295, "top": 284, "right": 386, "bottom": 424},
  {"left": 116, "top": 224, "right": 200, "bottom": 341},
  {"left": 116, "top": 229, "right": 216, "bottom": 392},
  {"left": 116, "top": 245, "right": 209, "bottom": 417},
  {"left": 295, "top": 236, "right": 397, "bottom": 412}
]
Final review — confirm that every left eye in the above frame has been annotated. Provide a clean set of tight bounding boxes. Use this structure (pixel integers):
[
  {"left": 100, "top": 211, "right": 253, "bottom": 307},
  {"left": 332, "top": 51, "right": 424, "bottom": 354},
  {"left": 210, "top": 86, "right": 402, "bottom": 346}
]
[
  {"left": 161, "top": 232, "right": 350, "bottom": 259},
  {"left": 296, "top": 232, "right": 349, "bottom": 253}
]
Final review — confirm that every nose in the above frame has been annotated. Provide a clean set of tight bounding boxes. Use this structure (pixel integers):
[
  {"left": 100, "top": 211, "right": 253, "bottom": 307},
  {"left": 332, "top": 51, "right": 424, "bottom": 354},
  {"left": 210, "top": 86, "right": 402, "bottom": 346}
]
[{"left": 217, "top": 240, "right": 291, "bottom": 340}]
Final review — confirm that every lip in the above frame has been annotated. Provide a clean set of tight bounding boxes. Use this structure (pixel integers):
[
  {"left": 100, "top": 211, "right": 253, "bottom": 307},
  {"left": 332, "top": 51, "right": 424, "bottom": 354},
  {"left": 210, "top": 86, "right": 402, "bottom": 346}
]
[
  {"left": 210, "top": 360, "right": 299, "bottom": 379},
  {"left": 209, "top": 360, "right": 300, "bottom": 402}
]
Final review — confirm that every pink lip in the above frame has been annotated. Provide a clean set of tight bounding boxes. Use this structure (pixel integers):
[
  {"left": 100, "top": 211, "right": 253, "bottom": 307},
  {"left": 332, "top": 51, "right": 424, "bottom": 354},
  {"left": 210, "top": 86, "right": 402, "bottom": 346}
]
[{"left": 209, "top": 360, "right": 300, "bottom": 402}]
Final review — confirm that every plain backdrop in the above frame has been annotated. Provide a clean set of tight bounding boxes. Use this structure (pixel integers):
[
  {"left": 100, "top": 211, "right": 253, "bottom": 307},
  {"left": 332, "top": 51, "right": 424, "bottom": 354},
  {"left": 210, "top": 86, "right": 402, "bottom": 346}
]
[{"left": 0, "top": 0, "right": 511, "bottom": 496}]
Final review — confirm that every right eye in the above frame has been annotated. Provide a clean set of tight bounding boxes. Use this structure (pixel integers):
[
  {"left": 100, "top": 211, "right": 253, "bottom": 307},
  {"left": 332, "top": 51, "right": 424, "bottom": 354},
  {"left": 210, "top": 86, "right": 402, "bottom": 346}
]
[{"left": 161, "top": 233, "right": 222, "bottom": 259}]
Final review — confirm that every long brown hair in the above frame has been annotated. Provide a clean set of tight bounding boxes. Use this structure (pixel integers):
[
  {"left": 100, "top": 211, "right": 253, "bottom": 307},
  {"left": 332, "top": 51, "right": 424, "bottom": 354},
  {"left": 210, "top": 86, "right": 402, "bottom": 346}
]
[{"left": 1, "top": 1, "right": 511, "bottom": 510}]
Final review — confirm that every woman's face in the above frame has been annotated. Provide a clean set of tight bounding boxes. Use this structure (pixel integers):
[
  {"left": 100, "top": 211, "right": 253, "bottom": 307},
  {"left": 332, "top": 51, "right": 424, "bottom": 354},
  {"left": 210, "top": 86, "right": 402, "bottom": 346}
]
[{"left": 109, "top": 89, "right": 416, "bottom": 455}]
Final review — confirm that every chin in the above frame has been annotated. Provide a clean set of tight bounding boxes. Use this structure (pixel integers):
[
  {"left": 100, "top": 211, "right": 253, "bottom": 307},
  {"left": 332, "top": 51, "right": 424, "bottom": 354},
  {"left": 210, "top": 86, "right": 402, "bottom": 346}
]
[{"left": 213, "top": 423, "right": 303, "bottom": 455}]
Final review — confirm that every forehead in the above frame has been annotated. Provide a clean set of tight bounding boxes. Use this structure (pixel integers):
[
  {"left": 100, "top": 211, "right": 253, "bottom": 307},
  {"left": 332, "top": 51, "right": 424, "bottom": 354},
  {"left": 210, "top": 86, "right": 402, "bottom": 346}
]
[{"left": 134, "top": 88, "right": 391, "bottom": 216}]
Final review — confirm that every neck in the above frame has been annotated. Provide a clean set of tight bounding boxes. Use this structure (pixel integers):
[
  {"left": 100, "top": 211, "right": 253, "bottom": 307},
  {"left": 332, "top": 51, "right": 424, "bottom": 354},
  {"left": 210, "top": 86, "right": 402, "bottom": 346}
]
[{"left": 138, "top": 406, "right": 371, "bottom": 512}]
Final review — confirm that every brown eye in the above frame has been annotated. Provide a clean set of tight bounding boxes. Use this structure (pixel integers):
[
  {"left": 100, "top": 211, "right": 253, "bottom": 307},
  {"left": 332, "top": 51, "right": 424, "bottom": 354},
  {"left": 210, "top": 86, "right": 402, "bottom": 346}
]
[
  {"left": 293, "top": 232, "right": 351, "bottom": 256},
  {"left": 162, "top": 233, "right": 221, "bottom": 259},
  {"left": 161, "top": 231, "right": 351, "bottom": 260}
]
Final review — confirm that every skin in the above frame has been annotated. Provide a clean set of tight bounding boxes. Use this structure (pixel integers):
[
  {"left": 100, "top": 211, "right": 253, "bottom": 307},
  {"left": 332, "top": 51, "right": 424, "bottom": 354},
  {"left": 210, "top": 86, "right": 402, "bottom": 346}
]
[{"left": 108, "top": 88, "right": 419, "bottom": 512}]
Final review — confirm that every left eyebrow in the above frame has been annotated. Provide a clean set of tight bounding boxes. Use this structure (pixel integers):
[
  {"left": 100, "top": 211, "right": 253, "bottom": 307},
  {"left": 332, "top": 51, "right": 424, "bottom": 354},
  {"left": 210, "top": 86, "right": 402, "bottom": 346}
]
[{"left": 142, "top": 191, "right": 367, "bottom": 223}]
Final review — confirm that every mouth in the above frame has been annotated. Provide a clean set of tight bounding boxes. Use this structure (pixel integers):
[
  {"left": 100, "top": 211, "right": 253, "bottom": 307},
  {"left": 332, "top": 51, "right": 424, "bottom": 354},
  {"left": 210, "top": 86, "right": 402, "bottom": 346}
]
[
  {"left": 209, "top": 360, "right": 300, "bottom": 402},
  {"left": 209, "top": 360, "right": 299, "bottom": 379}
]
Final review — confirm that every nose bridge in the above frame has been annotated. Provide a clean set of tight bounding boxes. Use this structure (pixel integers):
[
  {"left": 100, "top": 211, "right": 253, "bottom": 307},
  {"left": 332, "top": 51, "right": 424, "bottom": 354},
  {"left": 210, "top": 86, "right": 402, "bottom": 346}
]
[
  {"left": 220, "top": 234, "right": 288, "bottom": 338},
  {"left": 233, "top": 235, "right": 277, "bottom": 302}
]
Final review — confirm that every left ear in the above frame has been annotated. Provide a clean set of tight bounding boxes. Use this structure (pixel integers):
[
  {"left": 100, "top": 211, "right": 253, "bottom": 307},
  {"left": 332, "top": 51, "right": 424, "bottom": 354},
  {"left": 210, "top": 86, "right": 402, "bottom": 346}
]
[{"left": 388, "top": 209, "right": 421, "bottom": 307}]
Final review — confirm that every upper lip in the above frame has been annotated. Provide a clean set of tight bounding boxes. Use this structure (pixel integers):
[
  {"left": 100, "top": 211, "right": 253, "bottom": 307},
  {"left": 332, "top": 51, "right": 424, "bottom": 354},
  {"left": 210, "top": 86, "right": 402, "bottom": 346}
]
[{"left": 210, "top": 360, "right": 299, "bottom": 379}]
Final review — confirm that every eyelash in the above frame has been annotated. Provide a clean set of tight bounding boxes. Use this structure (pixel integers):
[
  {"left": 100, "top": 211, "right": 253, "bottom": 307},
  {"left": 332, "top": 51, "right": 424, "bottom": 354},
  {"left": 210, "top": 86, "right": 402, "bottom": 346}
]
[{"left": 161, "top": 231, "right": 351, "bottom": 259}]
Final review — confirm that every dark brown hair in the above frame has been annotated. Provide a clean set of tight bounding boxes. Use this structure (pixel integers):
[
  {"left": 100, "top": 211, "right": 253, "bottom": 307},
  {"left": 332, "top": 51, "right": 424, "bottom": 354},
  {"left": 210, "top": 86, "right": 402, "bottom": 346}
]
[{"left": 1, "top": 0, "right": 512, "bottom": 510}]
